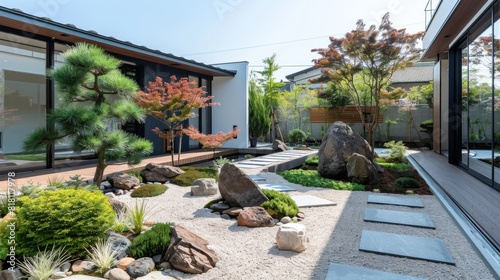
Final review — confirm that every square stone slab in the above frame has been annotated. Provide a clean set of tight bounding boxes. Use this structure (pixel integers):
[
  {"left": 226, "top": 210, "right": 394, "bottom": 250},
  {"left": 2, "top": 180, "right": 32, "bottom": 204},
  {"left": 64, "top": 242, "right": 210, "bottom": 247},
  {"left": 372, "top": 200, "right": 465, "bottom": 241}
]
[
  {"left": 258, "top": 184, "right": 295, "bottom": 192},
  {"left": 325, "top": 263, "right": 427, "bottom": 280},
  {"left": 359, "top": 230, "right": 455, "bottom": 265},
  {"left": 247, "top": 158, "right": 283, "bottom": 162},
  {"left": 290, "top": 195, "right": 337, "bottom": 207},
  {"left": 233, "top": 163, "right": 262, "bottom": 169},
  {"left": 368, "top": 195, "right": 424, "bottom": 208},
  {"left": 248, "top": 175, "right": 266, "bottom": 182},
  {"left": 364, "top": 208, "right": 435, "bottom": 229},
  {"left": 234, "top": 161, "right": 268, "bottom": 166}
]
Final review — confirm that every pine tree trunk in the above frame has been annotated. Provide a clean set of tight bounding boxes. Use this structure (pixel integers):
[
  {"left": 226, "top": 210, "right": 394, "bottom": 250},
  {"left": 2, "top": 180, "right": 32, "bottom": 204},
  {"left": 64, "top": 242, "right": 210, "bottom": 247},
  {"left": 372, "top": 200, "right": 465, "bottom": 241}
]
[{"left": 93, "top": 147, "right": 107, "bottom": 185}]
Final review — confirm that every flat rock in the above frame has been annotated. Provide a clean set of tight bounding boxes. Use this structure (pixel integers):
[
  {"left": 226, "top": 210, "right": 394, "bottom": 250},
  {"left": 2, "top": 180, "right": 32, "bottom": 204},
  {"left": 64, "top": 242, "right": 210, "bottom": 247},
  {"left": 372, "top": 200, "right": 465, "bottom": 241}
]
[
  {"left": 108, "top": 268, "right": 130, "bottom": 280},
  {"left": 126, "top": 257, "right": 155, "bottom": 278}
]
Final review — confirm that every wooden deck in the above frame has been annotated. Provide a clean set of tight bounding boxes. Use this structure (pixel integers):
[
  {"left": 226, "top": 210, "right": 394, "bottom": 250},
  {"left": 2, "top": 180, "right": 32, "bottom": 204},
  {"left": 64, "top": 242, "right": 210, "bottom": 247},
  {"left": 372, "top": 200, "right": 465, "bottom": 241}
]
[
  {"left": 2, "top": 148, "right": 238, "bottom": 189},
  {"left": 409, "top": 150, "right": 500, "bottom": 250}
]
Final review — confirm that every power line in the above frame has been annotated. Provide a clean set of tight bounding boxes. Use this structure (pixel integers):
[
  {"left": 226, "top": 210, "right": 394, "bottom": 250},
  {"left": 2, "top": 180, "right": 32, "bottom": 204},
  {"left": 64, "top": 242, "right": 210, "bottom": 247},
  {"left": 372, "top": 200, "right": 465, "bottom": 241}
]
[{"left": 181, "top": 22, "right": 424, "bottom": 56}]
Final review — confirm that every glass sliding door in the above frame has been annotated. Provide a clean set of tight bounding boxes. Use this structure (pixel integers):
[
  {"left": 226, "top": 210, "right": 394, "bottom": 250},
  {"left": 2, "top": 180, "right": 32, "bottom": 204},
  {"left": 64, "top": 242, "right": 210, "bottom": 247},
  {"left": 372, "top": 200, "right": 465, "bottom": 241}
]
[
  {"left": 0, "top": 31, "right": 47, "bottom": 173},
  {"left": 461, "top": 46, "right": 470, "bottom": 166}
]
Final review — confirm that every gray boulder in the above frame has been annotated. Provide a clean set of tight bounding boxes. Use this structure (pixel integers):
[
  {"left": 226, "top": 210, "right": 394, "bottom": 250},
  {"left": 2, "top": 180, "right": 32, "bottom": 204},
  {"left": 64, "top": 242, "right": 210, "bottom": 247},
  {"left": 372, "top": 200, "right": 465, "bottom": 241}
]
[
  {"left": 140, "top": 163, "right": 184, "bottom": 183},
  {"left": 317, "top": 122, "right": 373, "bottom": 179},
  {"left": 108, "top": 268, "right": 130, "bottom": 280},
  {"left": 126, "top": 257, "right": 155, "bottom": 278},
  {"left": 108, "top": 232, "right": 131, "bottom": 260},
  {"left": 218, "top": 163, "right": 268, "bottom": 208},
  {"left": 107, "top": 173, "right": 140, "bottom": 190},
  {"left": 346, "top": 153, "right": 379, "bottom": 184}
]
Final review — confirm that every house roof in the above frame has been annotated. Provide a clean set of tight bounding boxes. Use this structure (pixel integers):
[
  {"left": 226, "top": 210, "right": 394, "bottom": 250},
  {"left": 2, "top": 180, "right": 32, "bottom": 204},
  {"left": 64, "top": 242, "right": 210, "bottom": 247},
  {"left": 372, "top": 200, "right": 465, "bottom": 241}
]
[
  {"left": 390, "top": 62, "right": 434, "bottom": 84},
  {"left": 0, "top": 6, "right": 236, "bottom": 77}
]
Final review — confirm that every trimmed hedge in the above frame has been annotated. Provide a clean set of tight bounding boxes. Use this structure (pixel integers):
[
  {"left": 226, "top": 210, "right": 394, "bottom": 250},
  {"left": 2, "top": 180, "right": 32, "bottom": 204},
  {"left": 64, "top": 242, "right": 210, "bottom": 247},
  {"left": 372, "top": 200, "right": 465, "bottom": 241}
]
[
  {"left": 131, "top": 184, "right": 168, "bottom": 198},
  {"left": 16, "top": 189, "right": 115, "bottom": 257}
]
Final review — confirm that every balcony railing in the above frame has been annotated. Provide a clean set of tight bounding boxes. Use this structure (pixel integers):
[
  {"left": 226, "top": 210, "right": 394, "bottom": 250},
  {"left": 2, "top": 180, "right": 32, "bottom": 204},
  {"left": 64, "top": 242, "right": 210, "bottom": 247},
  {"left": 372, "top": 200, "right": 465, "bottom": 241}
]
[{"left": 425, "top": 0, "right": 442, "bottom": 28}]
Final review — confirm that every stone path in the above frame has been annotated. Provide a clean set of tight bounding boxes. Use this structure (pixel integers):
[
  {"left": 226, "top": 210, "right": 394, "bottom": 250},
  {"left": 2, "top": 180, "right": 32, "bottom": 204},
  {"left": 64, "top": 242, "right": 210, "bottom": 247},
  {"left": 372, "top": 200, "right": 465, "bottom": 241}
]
[{"left": 326, "top": 194, "right": 456, "bottom": 279}]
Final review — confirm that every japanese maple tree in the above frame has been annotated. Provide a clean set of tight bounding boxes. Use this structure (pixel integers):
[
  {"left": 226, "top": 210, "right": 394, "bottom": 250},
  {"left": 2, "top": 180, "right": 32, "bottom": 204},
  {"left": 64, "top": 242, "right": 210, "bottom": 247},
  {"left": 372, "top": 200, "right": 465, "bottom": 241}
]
[
  {"left": 135, "top": 76, "right": 218, "bottom": 165},
  {"left": 311, "top": 13, "right": 424, "bottom": 152},
  {"left": 183, "top": 125, "right": 239, "bottom": 157}
]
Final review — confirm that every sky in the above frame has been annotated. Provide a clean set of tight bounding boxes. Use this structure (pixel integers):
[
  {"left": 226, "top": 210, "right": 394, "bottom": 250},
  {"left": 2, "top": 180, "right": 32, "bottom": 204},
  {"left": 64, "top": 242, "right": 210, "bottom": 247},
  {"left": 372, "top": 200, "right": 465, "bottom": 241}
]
[{"left": 0, "top": 0, "right": 429, "bottom": 81}]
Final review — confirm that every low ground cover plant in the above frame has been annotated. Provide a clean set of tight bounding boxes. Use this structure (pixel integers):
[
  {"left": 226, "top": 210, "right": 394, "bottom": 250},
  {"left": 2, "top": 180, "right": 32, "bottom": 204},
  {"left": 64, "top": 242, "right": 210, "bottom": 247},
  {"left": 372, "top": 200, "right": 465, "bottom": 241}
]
[
  {"left": 261, "top": 189, "right": 298, "bottom": 219},
  {"left": 279, "top": 169, "right": 365, "bottom": 191},
  {"left": 374, "top": 158, "right": 413, "bottom": 173},
  {"left": 394, "top": 177, "right": 420, "bottom": 189},
  {"left": 172, "top": 167, "right": 218, "bottom": 186},
  {"left": 131, "top": 184, "right": 168, "bottom": 198}
]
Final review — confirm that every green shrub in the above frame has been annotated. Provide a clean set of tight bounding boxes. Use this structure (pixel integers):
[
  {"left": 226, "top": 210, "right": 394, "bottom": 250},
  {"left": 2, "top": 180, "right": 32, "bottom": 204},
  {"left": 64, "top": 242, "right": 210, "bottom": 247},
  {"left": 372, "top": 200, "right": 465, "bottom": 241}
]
[
  {"left": 16, "top": 189, "right": 115, "bottom": 257},
  {"left": 127, "top": 170, "right": 143, "bottom": 183},
  {"left": 394, "top": 177, "right": 420, "bottom": 189},
  {"left": 129, "top": 223, "right": 172, "bottom": 259},
  {"left": 261, "top": 189, "right": 298, "bottom": 219},
  {"left": 172, "top": 167, "right": 218, "bottom": 186},
  {"left": 279, "top": 169, "right": 365, "bottom": 191},
  {"left": 383, "top": 140, "right": 408, "bottom": 163},
  {"left": 131, "top": 184, "right": 168, "bottom": 198},
  {"left": 304, "top": 155, "right": 319, "bottom": 167},
  {"left": 374, "top": 158, "right": 413, "bottom": 173},
  {"left": 288, "top": 129, "right": 307, "bottom": 145}
]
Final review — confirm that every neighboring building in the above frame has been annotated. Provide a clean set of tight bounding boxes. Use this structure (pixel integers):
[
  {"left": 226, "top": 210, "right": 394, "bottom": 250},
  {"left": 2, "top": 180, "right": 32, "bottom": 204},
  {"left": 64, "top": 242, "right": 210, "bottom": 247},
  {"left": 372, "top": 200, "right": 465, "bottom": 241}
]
[
  {"left": 285, "top": 66, "right": 324, "bottom": 89},
  {"left": 389, "top": 62, "right": 434, "bottom": 90},
  {"left": 0, "top": 6, "right": 249, "bottom": 174}
]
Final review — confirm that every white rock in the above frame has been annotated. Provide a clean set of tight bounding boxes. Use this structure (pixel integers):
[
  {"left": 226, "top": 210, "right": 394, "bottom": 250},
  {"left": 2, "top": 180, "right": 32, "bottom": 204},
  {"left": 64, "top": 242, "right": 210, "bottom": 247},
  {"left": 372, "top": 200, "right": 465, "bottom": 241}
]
[
  {"left": 276, "top": 223, "right": 308, "bottom": 252},
  {"left": 108, "top": 268, "right": 130, "bottom": 280},
  {"left": 191, "top": 178, "right": 218, "bottom": 196},
  {"left": 280, "top": 216, "right": 292, "bottom": 224}
]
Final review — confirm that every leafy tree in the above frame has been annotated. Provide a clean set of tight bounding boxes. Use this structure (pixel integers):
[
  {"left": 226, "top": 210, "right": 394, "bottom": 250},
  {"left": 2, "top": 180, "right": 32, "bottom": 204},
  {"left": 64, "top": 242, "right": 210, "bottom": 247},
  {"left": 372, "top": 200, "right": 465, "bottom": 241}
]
[
  {"left": 248, "top": 76, "right": 270, "bottom": 145},
  {"left": 135, "top": 76, "right": 218, "bottom": 165},
  {"left": 407, "top": 82, "right": 433, "bottom": 108},
  {"left": 258, "top": 54, "right": 285, "bottom": 142},
  {"left": 23, "top": 43, "right": 152, "bottom": 184},
  {"left": 312, "top": 13, "right": 424, "bottom": 152}
]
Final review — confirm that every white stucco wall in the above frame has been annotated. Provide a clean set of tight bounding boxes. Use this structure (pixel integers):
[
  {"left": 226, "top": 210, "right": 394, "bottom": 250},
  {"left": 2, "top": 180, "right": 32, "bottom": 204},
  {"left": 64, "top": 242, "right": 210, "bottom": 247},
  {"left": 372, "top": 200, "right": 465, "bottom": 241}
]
[{"left": 212, "top": 61, "right": 249, "bottom": 148}]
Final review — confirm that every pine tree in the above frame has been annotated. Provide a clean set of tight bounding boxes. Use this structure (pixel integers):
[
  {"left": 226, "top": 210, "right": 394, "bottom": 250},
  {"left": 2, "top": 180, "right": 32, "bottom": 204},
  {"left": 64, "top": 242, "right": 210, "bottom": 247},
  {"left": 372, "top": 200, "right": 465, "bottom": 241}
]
[{"left": 24, "top": 43, "right": 153, "bottom": 184}]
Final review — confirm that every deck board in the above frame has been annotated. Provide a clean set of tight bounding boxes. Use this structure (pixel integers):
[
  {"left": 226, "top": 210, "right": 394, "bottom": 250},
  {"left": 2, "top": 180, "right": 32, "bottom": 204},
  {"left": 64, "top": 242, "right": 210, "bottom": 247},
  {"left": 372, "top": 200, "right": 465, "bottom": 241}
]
[{"left": 410, "top": 150, "right": 500, "bottom": 249}]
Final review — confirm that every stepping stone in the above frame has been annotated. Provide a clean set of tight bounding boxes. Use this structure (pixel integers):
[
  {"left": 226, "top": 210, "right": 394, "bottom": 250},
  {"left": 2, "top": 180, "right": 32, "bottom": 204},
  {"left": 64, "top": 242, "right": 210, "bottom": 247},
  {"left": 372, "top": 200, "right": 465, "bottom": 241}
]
[
  {"left": 359, "top": 230, "right": 455, "bottom": 265},
  {"left": 290, "top": 195, "right": 337, "bottom": 207},
  {"left": 233, "top": 164, "right": 262, "bottom": 169},
  {"left": 368, "top": 194, "right": 424, "bottom": 208},
  {"left": 325, "top": 263, "right": 427, "bottom": 280},
  {"left": 246, "top": 158, "right": 283, "bottom": 162},
  {"left": 364, "top": 208, "right": 435, "bottom": 229},
  {"left": 248, "top": 175, "right": 266, "bottom": 182},
  {"left": 258, "top": 184, "right": 295, "bottom": 192},
  {"left": 235, "top": 161, "right": 268, "bottom": 166}
]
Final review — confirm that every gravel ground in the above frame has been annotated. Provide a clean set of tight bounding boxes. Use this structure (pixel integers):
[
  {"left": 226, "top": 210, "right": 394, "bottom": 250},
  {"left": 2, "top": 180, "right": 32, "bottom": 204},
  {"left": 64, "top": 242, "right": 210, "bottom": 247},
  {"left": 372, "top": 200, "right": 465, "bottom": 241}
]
[{"left": 106, "top": 170, "right": 496, "bottom": 280}]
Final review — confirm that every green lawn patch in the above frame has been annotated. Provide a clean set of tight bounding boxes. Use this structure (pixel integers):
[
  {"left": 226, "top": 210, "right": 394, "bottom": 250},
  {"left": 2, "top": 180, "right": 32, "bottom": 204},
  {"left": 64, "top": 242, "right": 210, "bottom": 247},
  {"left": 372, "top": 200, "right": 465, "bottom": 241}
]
[
  {"left": 374, "top": 158, "right": 413, "bottom": 172},
  {"left": 279, "top": 169, "right": 365, "bottom": 191},
  {"left": 171, "top": 167, "right": 218, "bottom": 186},
  {"left": 4, "top": 154, "right": 46, "bottom": 161}
]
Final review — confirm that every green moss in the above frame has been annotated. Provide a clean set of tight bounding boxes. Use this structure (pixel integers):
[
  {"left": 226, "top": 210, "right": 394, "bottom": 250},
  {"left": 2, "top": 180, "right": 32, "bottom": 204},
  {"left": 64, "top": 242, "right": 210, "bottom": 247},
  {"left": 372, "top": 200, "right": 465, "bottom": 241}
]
[
  {"left": 279, "top": 169, "right": 365, "bottom": 191},
  {"left": 172, "top": 167, "right": 218, "bottom": 186},
  {"left": 131, "top": 184, "right": 168, "bottom": 198},
  {"left": 394, "top": 177, "right": 420, "bottom": 189},
  {"left": 261, "top": 189, "right": 299, "bottom": 219},
  {"left": 304, "top": 155, "right": 319, "bottom": 167},
  {"left": 374, "top": 158, "right": 413, "bottom": 173}
]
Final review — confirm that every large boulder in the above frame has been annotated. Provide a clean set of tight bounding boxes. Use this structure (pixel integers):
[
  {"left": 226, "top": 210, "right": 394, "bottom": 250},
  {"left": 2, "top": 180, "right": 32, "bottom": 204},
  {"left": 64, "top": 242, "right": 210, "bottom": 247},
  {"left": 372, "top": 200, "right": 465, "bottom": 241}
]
[
  {"left": 140, "top": 163, "right": 184, "bottom": 183},
  {"left": 218, "top": 163, "right": 269, "bottom": 208},
  {"left": 107, "top": 172, "right": 140, "bottom": 190},
  {"left": 317, "top": 122, "right": 373, "bottom": 179},
  {"left": 346, "top": 153, "right": 379, "bottom": 185},
  {"left": 237, "top": 206, "right": 275, "bottom": 227},
  {"left": 108, "top": 232, "right": 131, "bottom": 260},
  {"left": 164, "top": 225, "right": 217, "bottom": 274}
]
